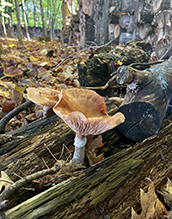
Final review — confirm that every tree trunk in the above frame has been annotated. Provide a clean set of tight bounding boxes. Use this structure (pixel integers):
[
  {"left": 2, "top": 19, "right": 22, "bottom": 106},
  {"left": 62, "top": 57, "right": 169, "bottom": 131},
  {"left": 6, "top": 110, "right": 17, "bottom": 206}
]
[
  {"left": 21, "top": 0, "right": 30, "bottom": 40},
  {"left": 14, "top": 0, "right": 23, "bottom": 45},
  {"left": 33, "top": 0, "right": 37, "bottom": 27},
  {"left": 2, "top": 16, "right": 7, "bottom": 37},
  {"left": 7, "top": 0, "right": 14, "bottom": 38},
  {"left": 50, "top": 0, "right": 56, "bottom": 40},
  {"left": 40, "top": 0, "right": 47, "bottom": 36},
  {"left": 94, "top": 0, "right": 110, "bottom": 45},
  {"left": 0, "top": 16, "right": 5, "bottom": 38}
]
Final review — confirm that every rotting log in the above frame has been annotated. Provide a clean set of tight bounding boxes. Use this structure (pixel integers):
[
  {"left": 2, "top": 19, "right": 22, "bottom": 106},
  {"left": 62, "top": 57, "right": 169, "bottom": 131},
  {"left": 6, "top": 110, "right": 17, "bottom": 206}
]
[
  {"left": 116, "top": 60, "right": 172, "bottom": 142},
  {"left": 0, "top": 103, "right": 120, "bottom": 194},
  {"left": 3, "top": 122, "right": 172, "bottom": 219},
  {"left": 0, "top": 100, "right": 172, "bottom": 218},
  {"left": 78, "top": 41, "right": 152, "bottom": 88}
]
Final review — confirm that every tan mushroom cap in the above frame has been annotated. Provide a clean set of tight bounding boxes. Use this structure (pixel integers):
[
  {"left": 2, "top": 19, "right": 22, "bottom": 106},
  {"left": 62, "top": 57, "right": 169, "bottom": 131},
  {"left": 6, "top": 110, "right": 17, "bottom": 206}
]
[
  {"left": 53, "top": 88, "right": 125, "bottom": 136},
  {"left": 26, "top": 87, "right": 59, "bottom": 107}
]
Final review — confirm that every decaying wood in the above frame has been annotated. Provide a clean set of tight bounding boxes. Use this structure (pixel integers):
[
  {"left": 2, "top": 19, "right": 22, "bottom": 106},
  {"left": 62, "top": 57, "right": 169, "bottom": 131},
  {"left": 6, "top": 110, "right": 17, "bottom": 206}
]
[
  {"left": 0, "top": 93, "right": 172, "bottom": 218},
  {"left": 116, "top": 60, "right": 172, "bottom": 141},
  {"left": 78, "top": 41, "right": 151, "bottom": 87},
  {"left": 3, "top": 121, "right": 172, "bottom": 219}
]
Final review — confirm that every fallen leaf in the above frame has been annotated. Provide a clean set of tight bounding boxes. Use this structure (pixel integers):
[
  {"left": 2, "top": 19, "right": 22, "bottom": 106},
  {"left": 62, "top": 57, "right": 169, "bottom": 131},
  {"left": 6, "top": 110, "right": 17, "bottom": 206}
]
[
  {"left": 3, "top": 66, "right": 23, "bottom": 77},
  {"left": 40, "top": 49, "right": 48, "bottom": 56},
  {"left": 9, "top": 44, "right": 16, "bottom": 48},
  {"left": 0, "top": 80, "right": 15, "bottom": 89},
  {"left": 29, "top": 55, "right": 39, "bottom": 62},
  {"left": 131, "top": 181, "right": 168, "bottom": 219},
  {"left": 0, "top": 171, "right": 14, "bottom": 193},
  {"left": 159, "top": 178, "right": 172, "bottom": 207},
  {"left": 2, "top": 99, "right": 15, "bottom": 112},
  {"left": 85, "top": 135, "right": 104, "bottom": 166}
]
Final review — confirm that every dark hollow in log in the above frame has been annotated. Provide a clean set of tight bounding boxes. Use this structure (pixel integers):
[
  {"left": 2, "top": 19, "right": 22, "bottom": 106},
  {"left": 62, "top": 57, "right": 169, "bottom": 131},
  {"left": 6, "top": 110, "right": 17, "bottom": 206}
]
[{"left": 116, "top": 60, "right": 172, "bottom": 141}]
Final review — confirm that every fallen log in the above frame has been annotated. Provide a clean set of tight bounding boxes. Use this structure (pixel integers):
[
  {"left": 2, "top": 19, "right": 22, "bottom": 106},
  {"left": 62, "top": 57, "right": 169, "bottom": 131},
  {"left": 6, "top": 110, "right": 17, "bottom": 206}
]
[
  {"left": 116, "top": 60, "right": 172, "bottom": 142},
  {"left": 3, "top": 121, "right": 172, "bottom": 219},
  {"left": 1, "top": 89, "right": 172, "bottom": 218}
]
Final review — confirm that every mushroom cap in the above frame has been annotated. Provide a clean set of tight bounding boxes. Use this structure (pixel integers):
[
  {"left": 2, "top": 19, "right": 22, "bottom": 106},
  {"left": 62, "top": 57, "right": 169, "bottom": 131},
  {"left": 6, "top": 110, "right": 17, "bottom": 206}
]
[
  {"left": 53, "top": 88, "right": 125, "bottom": 136},
  {"left": 26, "top": 87, "right": 59, "bottom": 107}
]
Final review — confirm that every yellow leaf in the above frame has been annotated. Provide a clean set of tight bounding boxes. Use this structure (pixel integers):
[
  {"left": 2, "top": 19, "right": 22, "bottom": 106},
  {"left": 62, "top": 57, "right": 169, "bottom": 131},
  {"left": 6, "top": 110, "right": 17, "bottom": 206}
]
[
  {"left": 29, "top": 55, "right": 39, "bottom": 62},
  {"left": 0, "top": 80, "right": 15, "bottom": 89},
  {"left": 0, "top": 90, "right": 11, "bottom": 98},
  {"left": 40, "top": 62, "right": 48, "bottom": 66},
  {"left": 9, "top": 44, "right": 16, "bottom": 48},
  {"left": 14, "top": 85, "right": 25, "bottom": 94},
  {"left": 117, "top": 60, "right": 123, "bottom": 65}
]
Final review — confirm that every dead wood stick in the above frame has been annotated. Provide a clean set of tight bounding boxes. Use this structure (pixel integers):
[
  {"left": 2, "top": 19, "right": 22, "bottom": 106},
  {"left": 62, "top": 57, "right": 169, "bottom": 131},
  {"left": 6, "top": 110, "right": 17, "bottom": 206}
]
[
  {"left": 0, "top": 166, "right": 59, "bottom": 204},
  {"left": 0, "top": 101, "right": 34, "bottom": 134},
  {"left": 129, "top": 60, "right": 164, "bottom": 68}
]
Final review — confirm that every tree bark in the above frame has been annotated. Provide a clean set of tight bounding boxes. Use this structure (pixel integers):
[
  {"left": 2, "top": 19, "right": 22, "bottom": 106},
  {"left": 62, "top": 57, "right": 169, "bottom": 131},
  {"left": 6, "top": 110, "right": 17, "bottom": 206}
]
[
  {"left": 40, "top": 0, "right": 47, "bottom": 36},
  {"left": 94, "top": 0, "right": 109, "bottom": 45},
  {"left": 21, "top": 0, "right": 30, "bottom": 40},
  {"left": 33, "top": 0, "right": 37, "bottom": 27},
  {"left": 14, "top": 0, "right": 23, "bottom": 45}
]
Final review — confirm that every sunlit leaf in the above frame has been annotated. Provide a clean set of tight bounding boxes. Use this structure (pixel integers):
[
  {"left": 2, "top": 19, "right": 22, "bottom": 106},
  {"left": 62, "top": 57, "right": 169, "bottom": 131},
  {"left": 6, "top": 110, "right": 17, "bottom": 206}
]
[
  {"left": 9, "top": 44, "right": 17, "bottom": 48},
  {"left": 29, "top": 55, "right": 39, "bottom": 62},
  {"left": 0, "top": 80, "right": 15, "bottom": 89},
  {"left": 14, "top": 85, "right": 25, "bottom": 94},
  {"left": 0, "top": 171, "right": 14, "bottom": 192},
  {"left": 0, "top": 90, "right": 11, "bottom": 98}
]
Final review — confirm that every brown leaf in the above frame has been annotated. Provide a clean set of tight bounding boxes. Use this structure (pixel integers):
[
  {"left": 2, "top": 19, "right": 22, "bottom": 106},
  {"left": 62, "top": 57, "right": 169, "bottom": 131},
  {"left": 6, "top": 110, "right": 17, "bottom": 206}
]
[
  {"left": 29, "top": 55, "right": 40, "bottom": 62},
  {"left": 85, "top": 135, "right": 104, "bottom": 166},
  {"left": 3, "top": 66, "right": 23, "bottom": 77},
  {"left": 131, "top": 181, "right": 168, "bottom": 219},
  {"left": 2, "top": 99, "right": 15, "bottom": 112},
  {"left": 160, "top": 178, "right": 172, "bottom": 207}
]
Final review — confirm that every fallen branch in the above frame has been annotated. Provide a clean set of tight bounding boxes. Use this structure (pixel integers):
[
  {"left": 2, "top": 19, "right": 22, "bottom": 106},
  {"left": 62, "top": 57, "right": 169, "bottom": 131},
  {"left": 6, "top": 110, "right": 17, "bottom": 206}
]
[
  {"left": 0, "top": 166, "right": 59, "bottom": 204},
  {"left": 0, "top": 101, "right": 34, "bottom": 134}
]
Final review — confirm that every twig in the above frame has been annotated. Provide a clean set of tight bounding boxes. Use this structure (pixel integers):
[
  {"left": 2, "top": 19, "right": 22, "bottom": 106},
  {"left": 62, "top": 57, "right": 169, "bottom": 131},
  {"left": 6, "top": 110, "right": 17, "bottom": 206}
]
[
  {"left": 63, "top": 144, "right": 72, "bottom": 163},
  {"left": 44, "top": 143, "right": 58, "bottom": 162},
  {"left": 0, "top": 179, "right": 13, "bottom": 185},
  {"left": 18, "top": 169, "right": 27, "bottom": 177},
  {"left": 0, "top": 100, "right": 34, "bottom": 133},
  {"left": 85, "top": 73, "right": 126, "bottom": 91},
  {"left": 0, "top": 166, "right": 59, "bottom": 203},
  {"left": 41, "top": 157, "right": 50, "bottom": 169},
  {"left": 51, "top": 52, "right": 78, "bottom": 72},
  {"left": 129, "top": 60, "right": 165, "bottom": 68},
  {"left": 13, "top": 173, "right": 23, "bottom": 179},
  {"left": 58, "top": 144, "right": 65, "bottom": 160}
]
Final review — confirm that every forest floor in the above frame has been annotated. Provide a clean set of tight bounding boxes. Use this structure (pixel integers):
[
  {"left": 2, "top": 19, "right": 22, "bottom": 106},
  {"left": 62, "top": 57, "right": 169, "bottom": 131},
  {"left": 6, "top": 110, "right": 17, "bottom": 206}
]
[{"left": 0, "top": 37, "right": 172, "bottom": 219}]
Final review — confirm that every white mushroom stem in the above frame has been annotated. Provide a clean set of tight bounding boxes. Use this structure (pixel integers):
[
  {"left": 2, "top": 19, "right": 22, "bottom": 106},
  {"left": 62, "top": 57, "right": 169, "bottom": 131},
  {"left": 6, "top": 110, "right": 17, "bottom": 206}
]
[
  {"left": 72, "top": 133, "right": 87, "bottom": 165},
  {"left": 43, "top": 106, "right": 51, "bottom": 118}
]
